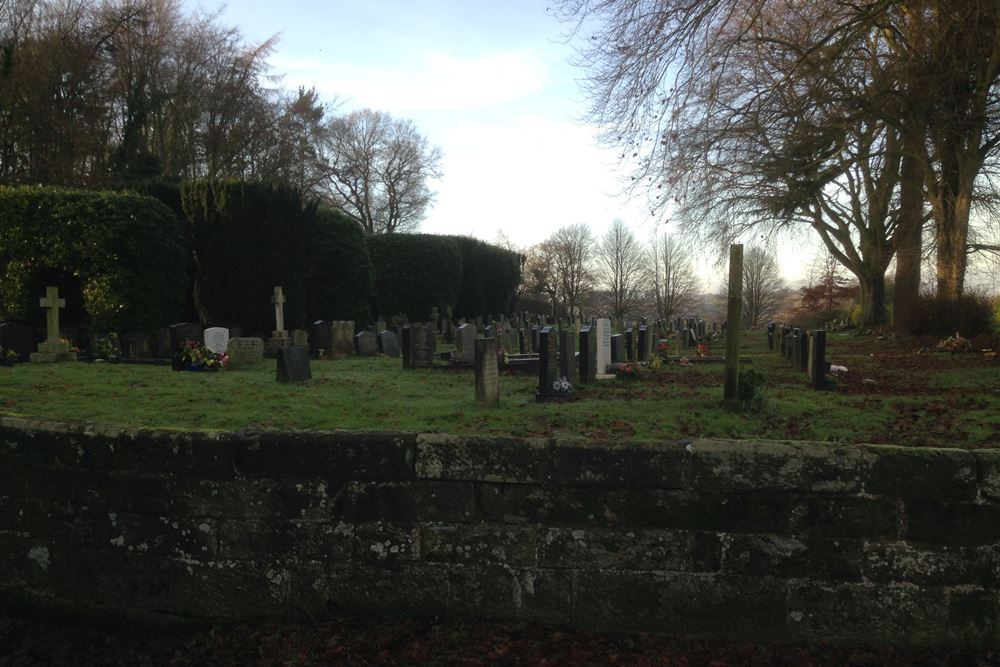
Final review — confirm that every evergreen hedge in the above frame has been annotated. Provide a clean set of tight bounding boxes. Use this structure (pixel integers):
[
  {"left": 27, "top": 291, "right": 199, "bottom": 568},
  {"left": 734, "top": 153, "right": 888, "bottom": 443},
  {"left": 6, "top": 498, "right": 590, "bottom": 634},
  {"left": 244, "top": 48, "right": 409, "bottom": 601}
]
[
  {"left": 0, "top": 186, "right": 187, "bottom": 332},
  {"left": 367, "top": 233, "right": 463, "bottom": 322},
  {"left": 305, "top": 208, "right": 373, "bottom": 326},
  {"left": 450, "top": 236, "right": 522, "bottom": 320},
  {"left": 181, "top": 181, "right": 311, "bottom": 335}
]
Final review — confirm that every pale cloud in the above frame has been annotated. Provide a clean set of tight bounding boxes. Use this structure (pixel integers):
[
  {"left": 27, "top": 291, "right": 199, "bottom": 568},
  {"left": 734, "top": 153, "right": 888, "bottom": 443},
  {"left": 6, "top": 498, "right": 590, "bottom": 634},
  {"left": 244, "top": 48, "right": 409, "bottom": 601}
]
[{"left": 272, "top": 49, "right": 548, "bottom": 113}]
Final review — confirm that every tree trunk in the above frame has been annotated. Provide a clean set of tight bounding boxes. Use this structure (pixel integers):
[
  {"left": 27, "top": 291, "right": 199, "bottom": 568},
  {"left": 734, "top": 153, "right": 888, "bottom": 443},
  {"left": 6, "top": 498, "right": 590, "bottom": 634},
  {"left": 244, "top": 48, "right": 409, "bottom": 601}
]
[
  {"left": 934, "top": 190, "right": 970, "bottom": 300},
  {"left": 857, "top": 273, "right": 886, "bottom": 327},
  {"left": 893, "top": 147, "right": 923, "bottom": 334}
]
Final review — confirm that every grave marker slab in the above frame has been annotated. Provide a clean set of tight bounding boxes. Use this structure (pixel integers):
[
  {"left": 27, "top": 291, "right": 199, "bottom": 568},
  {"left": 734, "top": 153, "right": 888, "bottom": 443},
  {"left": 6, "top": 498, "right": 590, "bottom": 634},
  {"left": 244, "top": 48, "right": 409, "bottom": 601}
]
[
  {"left": 330, "top": 321, "right": 355, "bottom": 355},
  {"left": 354, "top": 331, "right": 378, "bottom": 356},
  {"left": 536, "top": 326, "right": 560, "bottom": 400},
  {"left": 578, "top": 325, "right": 597, "bottom": 384},
  {"left": 309, "top": 320, "right": 332, "bottom": 357},
  {"left": 595, "top": 318, "right": 611, "bottom": 374},
  {"left": 291, "top": 329, "right": 308, "bottom": 348},
  {"left": 203, "top": 327, "right": 230, "bottom": 354},
  {"left": 808, "top": 329, "right": 828, "bottom": 389},
  {"left": 277, "top": 346, "right": 311, "bottom": 383},
  {"left": 454, "top": 323, "right": 476, "bottom": 363},
  {"left": 559, "top": 328, "right": 577, "bottom": 386},
  {"left": 379, "top": 330, "right": 401, "bottom": 357},
  {"left": 475, "top": 338, "right": 499, "bottom": 407},
  {"left": 611, "top": 334, "right": 625, "bottom": 363},
  {"left": 226, "top": 337, "right": 265, "bottom": 368},
  {"left": 169, "top": 322, "right": 204, "bottom": 370}
]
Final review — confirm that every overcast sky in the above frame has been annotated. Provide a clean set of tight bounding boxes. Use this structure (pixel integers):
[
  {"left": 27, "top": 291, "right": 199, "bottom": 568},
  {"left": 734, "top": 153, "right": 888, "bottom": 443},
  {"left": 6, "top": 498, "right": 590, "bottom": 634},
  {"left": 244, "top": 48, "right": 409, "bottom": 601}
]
[{"left": 189, "top": 0, "right": 821, "bottom": 285}]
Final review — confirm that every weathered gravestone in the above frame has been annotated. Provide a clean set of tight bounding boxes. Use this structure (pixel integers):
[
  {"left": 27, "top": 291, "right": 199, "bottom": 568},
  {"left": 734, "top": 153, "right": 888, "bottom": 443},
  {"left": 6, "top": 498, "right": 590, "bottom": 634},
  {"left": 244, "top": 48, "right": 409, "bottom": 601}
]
[
  {"left": 454, "top": 323, "right": 476, "bottom": 363},
  {"left": 169, "top": 322, "right": 204, "bottom": 370},
  {"left": 610, "top": 334, "right": 625, "bottom": 363},
  {"left": 309, "top": 320, "right": 332, "bottom": 357},
  {"left": 378, "top": 330, "right": 401, "bottom": 357},
  {"left": 536, "top": 326, "right": 560, "bottom": 401},
  {"left": 595, "top": 318, "right": 611, "bottom": 374},
  {"left": 354, "top": 330, "right": 378, "bottom": 356},
  {"left": 120, "top": 332, "right": 153, "bottom": 359},
  {"left": 767, "top": 322, "right": 775, "bottom": 351},
  {"left": 226, "top": 337, "right": 265, "bottom": 368},
  {"left": 203, "top": 327, "right": 230, "bottom": 355},
  {"left": 0, "top": 321, "right": 34, "bottom": 362},
  {"left": 268, "top": 286, "right": 290, "bottom": 354},
  {"left": 796, "top": 329, "right": 809, "bottom": 372},
  {"left": 578, "top": 325, "right": 597, "bottom": 384},
  {"left": 330, "top": 321, "right": 355, "bottom": 355},
  {"left": 808, "top": 329, "right": 828, "bottom": 389},
  {"left": 475, "top": 338, "right": 499, "bottom": 407},
  {"left": 291, "top": 329, "right": 309, "bottom": 349},
  {"left": 625, "top": 326, "right": 635, "bottom": 362},
  {"left": 484, "top": 324, "right": 496, "bottom": 340},
  {"left": 31, "top": 287, "right": 76, "bottom": 362},
  {"left": 277, "top": 346, "right": 311, "bottom": 383},
  {"left": 559, "top": 328, "right": 577, "bottom": 386}
]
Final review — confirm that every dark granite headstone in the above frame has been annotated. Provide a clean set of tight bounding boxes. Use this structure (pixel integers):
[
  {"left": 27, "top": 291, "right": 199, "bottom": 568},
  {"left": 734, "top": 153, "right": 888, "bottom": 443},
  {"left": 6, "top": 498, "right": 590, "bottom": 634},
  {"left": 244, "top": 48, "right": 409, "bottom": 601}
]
[
  {"left": 796, "top": 329, "right": 809, "bottom": 372},
  {"left": 120, "top": 331, "right": 153, "bottom": 359},
  {"left": 611, "top": 334, "right": 625, "bottom": 363},
  {"left": 412, "top": 323, "right": 436, "bottom": 367},
  {"left": 637, "top": 325, "right": 650, "bottom": 362},
  {"left": 791, "top": 328, "right": 803, "bottom": 368},
  {"left": 378, "top": 330, "right": 401, "bottom": 358},
  {"left": 808, "top": 329, "right": 827, "bottom": 388},
  {"left": 169, "top": 322, "right": 204, "bottom": 370},
  {"left": 354, "top": 331, "right": 378, "bottom": 356},
  {"left": 0, "top": 321, "right": 34, "bottom": 361},
  {"left": 309, "top": 320, "right": 332, "bottom": 357},
  {"left": 578, "top": 325, "right": 597, "bottom": 384},
  {"left": 277, "top": 346, "right": 311, "bottom": 383},
  {"left": 767, "top": 322, "right": 775, "bottom": 351},
  {"left": 537, "top": 326, "right": 559, "bottom": 400},
  {"left": 484, "top": 324, "right": 496, "bottom": 339},
  {"left": 558, "top": 328, "right": 577, "bottom": 386},
  {"left": 625, "top": 327, "right": 635, "bottom": 361},
  {"left": 518, "top": 329, "right": 527, "bottom": 354}
]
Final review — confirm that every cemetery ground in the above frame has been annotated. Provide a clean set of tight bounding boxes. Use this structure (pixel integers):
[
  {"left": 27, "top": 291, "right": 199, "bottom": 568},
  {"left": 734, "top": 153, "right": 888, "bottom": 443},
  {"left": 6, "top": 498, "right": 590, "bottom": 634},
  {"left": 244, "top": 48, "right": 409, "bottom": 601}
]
[{"left": 1, "top": 332, "right": 997, "bottom": 448}]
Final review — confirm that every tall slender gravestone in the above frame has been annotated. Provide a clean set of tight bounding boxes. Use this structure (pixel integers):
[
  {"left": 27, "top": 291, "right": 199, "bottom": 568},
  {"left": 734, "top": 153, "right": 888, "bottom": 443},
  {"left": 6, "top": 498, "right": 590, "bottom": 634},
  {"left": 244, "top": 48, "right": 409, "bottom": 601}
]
[
  {"left": 558, "top": 328, "right": 577, "bottom": 386},
  {"left": 268, "top": 286, "right": 290, "bottom": 355},
  {"left": 808, "top": 329, "right": 828, "bottom": 389},
  {"left": 796, "top": 329, "right": 809, "bottom": 372},
  {"left": 475, "top": 338, "right": 499, "bottom": 407},
  {"left": 31, "top": 287, "right": 76, "bottom": 362},
  {"left": 536, "top": 326, "right": 559, "bottom": 400},
  {"left": 578, "top": 325, "right": 597, "bottom": 384},
  {"left": 595, "top": 318, "right": 611, "bottom": 375},
  {"left": 723, "top": 244, "right": 743, "bottom": 409},
  {"left": 766, "top": 322, "right": 775, "bottom": 351},
  {"left": 625, "top": 326, "right": 636, "bottom": 362}
]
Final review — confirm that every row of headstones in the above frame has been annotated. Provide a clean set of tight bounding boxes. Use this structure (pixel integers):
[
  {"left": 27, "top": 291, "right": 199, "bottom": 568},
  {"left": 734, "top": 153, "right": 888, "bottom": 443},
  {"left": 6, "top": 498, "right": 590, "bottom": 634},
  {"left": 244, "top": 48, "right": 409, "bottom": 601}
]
[{"left": 766, "top": 322, "right": 829, "bottom": 389}]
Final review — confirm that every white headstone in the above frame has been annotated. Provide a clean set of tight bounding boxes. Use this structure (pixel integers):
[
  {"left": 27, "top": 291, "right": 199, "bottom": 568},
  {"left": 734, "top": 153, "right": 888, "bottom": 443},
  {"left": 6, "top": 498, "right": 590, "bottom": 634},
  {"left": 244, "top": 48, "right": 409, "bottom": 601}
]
[
  {"left": 203, "top": 327, "right": 230, "bottom": 354},
  {"left": 595, "top": 318, "right": 612, "bottom": 374}
]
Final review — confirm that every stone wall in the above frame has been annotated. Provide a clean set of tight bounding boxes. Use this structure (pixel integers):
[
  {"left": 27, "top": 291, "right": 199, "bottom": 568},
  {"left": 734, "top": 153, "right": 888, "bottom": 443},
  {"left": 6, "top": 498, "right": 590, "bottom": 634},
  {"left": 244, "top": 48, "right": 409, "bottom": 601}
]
[{"left": 2, "top": 415, "right": 998, "bottom": 646}]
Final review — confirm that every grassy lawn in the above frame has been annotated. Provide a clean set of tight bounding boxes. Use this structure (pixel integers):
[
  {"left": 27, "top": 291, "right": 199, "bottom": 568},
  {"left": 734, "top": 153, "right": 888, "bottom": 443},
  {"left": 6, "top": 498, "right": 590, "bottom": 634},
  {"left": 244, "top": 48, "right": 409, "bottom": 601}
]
[{"left": 1, "top": 331, "right": 997, "bottom": 447}]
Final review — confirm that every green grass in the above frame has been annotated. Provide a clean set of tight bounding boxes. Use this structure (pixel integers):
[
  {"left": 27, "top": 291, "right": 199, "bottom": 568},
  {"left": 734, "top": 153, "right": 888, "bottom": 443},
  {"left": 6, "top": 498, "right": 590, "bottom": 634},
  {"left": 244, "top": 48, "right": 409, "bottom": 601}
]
[{"left": 1, "top": 332, "right": 997, "bottom": 447}]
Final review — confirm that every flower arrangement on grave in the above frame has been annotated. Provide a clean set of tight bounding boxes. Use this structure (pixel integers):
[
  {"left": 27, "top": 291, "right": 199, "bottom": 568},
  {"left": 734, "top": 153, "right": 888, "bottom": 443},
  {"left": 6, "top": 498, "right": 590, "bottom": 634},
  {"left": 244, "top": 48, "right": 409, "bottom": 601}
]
[
  {"left": 656, "top": 341, "right": 670, "bottom": 361},
  {"left": 695, "top": 342, "right": 710, "bottom": 358},
  {"left": 552, "top": 376, "right": 572, "bottom": 394},
  {"left": 497, "top": 346, "right": 510, "bottom": 366},
  {"left": 611, "top": 362, "right": 641, "bottom": 381},
  {"left": 937, "top": 332, "right": 971, "bottom": 353},
  {"left": 176, "top": 340, "right": 229, "bottom": 371},
  {"left": 0, "top": 348, "right": 17, "bottom": 366}
]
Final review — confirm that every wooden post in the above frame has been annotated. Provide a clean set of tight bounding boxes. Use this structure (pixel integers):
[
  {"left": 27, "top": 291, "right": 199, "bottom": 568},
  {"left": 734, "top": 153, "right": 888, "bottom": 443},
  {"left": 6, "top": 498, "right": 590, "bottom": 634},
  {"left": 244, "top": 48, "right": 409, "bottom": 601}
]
[{"left": 723, "top": 244, "right": 743, "bottom": 408}]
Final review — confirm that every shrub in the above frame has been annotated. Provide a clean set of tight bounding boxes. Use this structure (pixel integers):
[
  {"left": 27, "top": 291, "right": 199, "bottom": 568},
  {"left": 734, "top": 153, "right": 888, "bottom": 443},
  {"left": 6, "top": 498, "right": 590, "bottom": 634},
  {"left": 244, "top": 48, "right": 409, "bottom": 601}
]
[
  {"left": 367, "top": 233, "right": 463, "bottom": 321},
  {"left": 304, "top": 208, "right": 373, "bottom": 325},
  {"left": 449, "top": 236, "right": 522, "bottom": 320},
  {"left": 737, "top": 368, "right": 768, "bottom": 413},
  {"left": 906, "top": 292, "right": 995, "bottom": 338},
  {"left": 0, "top": 186, "right": 187, "bottom": 332},
  {"left": 182, "top": 181, "right": 311, "bottom": 335}
]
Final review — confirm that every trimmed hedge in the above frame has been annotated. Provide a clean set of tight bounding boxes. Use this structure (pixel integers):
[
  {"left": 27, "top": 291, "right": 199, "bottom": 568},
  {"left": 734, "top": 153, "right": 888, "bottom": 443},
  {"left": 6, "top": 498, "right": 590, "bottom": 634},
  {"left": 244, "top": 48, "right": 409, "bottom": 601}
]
[
  {"left": 367, "top": 233, "right": 463, "bottom": 322},
  {"left": 450, "top": 236, "right": 522, "bottom": 320},
  {"left": 182, "top": 181, "right": 311, "bottom": 335},
  {"left": 305, "top": 208, "right": 373, "bottom": 326},
  {"left": 0, "top": 186, "right": 187, "bottom": 332}
]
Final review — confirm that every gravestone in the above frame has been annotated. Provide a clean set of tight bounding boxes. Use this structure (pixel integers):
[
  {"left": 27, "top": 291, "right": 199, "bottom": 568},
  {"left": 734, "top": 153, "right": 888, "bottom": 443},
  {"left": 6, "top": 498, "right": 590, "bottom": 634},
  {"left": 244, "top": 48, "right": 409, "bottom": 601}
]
[
  {"left": 796, "top": 329, "right": 809, "bottom": 372},
  {"left": 169, "top": 322, "right": 204, "bottom": 370},
  {"left": 330, "top": 321, "right": 355, "bottom": 355},
  {"left": 454, "top": 323, "right": 476, "bottom": 363},
  {"left": 578, "top": 325, "right": 597, "bottom": 384},
  {"left": 378, "top": 330, "right": 400, "bottom": 357},
  {"left": 411, "top": 323, "right": 436, "bottom": 367},
  {"left": 610, "top": 334, "right": 625, "bottom": 363},
  {"left": 475, "top": 338, "right": 499, "bottom": 407},
  {"left": 518, "top": 329, "right": 527, "bottom": 354},
  {"left": 291, "top": 329, "right": 308, "bottom": 348},
  {"left": 309, "top": 320, "right": 332, "bottom": 357},
  {"left": 0, "top": 321, "right": 34, "bottom": 362},
  {"left": 354, "top": 331, "right": 378, "bottom": 356},
  {"left": 203, "top": 327, "right": 230, "bottom": 355},
  {"left": 791, "top": 328, "right": 803, "bottom": 369},
  {"left": 268, "top": 286, "right": 290, "bottom": 354},
  {"left": 152, "top": 328, "right": 172, "bottom": 358},
  {"left": 226, "top": 337, "right": 265, "bottom": 368},
  {"left": 277, "top": 346, "right": 311, "bottom": 383},
  {"left": 558, "top": 328, "right": 578, "bottom": 386},
  {"left": 808, "top": 329, "right": 827, "bottom": 389},
  {"left": 625, "top": 327, "right": 635, "bottom": 362},
  {"left": 31, "top": 287, "right": 76, "bottom": 362},
  {"left": 120, "top": 331, "right": 153, "bottom": 360},
  {"left": 595, "top": 318, "right": 611, "bottom": 374},
  {"left": 767, "top": 322, "right": 775, "bottom": 351},
  {"left": 637, "top": 325, "right": 651, "bottom": 362},
  {"left": 484, "top": 324, "right": 496, "bottom": 339},
  {"left": 536, "top": 327, "right": 560, "bottom": 400}
]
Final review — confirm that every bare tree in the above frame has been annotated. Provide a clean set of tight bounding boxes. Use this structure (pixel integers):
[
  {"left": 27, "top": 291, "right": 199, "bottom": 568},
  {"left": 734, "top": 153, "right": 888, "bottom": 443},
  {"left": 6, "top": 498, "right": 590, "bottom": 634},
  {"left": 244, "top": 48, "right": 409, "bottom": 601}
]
[
  {"left": 649, "top": 233, "right": 698, "bottom": 322},
  {"left": 740, "top": 246, "right": 787, "bottom": 329},
  {"left": 596, "top": 219, "right": 644, "bottom": 321},
  {"left": 550, "top": 224, "right": 595, "bottom": 320},
  {"left": 321, "top": 108, "right": 442, "bottom": 234}
]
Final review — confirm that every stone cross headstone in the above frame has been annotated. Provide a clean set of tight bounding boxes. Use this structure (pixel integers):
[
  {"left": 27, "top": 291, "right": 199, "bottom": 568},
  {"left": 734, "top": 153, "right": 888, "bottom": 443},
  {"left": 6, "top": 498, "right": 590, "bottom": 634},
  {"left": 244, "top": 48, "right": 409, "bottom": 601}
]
[
  {"left": 595, "top": 318, "right": 611, "bottom": 374},
  {"left": 454, "top": 323, "right": 476, "bottom": 363},
  {"left": 226, "top": 337, "right": 264, "bottom": 368},
  {"left": 559, "top": 328, "right": 577, "bottom": 386},
  {"left": 31, "top": 287, "right": 76, "bottom": 362},
  {"left": 277, "top": 346, "right": 311, "bottom": 383},
  {"left": 203, "top": 327, "right": 230, "bottom": 355},
  {"left": 578, "top": 325, "right": 597, "bottom": 384},
  {"left": 269, "top": 286, "right": 290, "bottom": 354},
  {"left": 536, "top": 326, "right": 559, "bottom": 400},
  {"left": 475, "top": 338, "right": 499, "bottom": 407}
]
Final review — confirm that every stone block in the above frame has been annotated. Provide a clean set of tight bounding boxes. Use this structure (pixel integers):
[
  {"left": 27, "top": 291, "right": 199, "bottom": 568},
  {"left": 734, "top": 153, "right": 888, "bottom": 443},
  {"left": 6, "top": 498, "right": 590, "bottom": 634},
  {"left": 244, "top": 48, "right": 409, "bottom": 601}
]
[
  {"left": 905, "top": 500, "right": 1000, "bottom": 546},
  {"left": 421, "top": 524, "right": 536, "bottom": 566},
  {"left": 687, "top": 439, "right": 861, "bottom": 493},
  {"left": 171, "top": 479, "right": 333, "bottom": 521},
  {"left": 973, "top": 450, "right": 1000, "bottom": 501},
  {"left": 549, "top": 438, "right": 686, "bottom": 488},
  {"left": 334, "top": 481, "right": 475, "bottom": 523},
  {"left": 416, "top": 433, "right": 548, "bottom": 484},
  {"left": 790, "top": 495, "right": 902, "bottom": 540},
  {"left": 355, "top": 522, "right": 421, "bottom": 566},
  {"left": 233, "top": 431, "right": 416, "bottom": 481},
  {"left": 326, "top": 564, "right": 449, "bottom": 618},
  {"left": 217, "top": 518, "right": 353, "bottom": 561},
  {"left": 723, "top": 534, "right": 863, "bottom": 581},
  {"left": 537, "top": 527, "right": 721, "bottom": 572},
  {"left": 863, "top": 541, "right": 1000, "bottom": 586},
  {"left": 445, "top": 565, "right": 573, "bottom": 625},
  {"left": 862, "top": 445, "right": 977, "bottom": 501}
]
